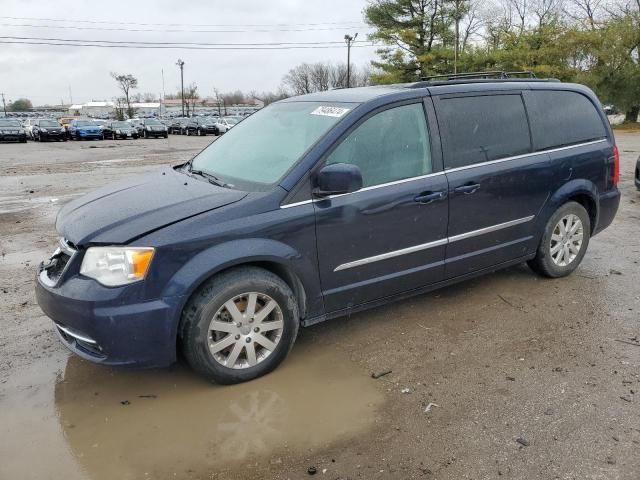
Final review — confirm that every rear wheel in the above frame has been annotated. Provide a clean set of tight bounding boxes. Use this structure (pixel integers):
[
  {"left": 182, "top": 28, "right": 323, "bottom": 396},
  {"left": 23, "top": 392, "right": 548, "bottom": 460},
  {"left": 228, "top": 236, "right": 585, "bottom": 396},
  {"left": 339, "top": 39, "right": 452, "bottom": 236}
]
[
  {"left": 528, "top": 201, "right": 591, "bottom": 278},
  {"left": 180, "top": 267, "right": 299, "bottom": 384}
]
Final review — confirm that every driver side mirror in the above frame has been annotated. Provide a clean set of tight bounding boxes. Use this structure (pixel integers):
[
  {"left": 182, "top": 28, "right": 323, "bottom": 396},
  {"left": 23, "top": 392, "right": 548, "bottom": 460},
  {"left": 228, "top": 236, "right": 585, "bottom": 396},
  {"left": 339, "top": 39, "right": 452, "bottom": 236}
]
[{"left": 313, "top": 163, "right": 363, "bottom": 197}]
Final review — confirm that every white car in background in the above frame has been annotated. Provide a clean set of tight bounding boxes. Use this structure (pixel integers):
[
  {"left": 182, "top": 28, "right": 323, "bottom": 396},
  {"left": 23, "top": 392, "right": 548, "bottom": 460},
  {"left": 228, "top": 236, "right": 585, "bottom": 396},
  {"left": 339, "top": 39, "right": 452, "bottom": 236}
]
[{"left": 213, "top": 117, "right": 238, "bottom": 134}]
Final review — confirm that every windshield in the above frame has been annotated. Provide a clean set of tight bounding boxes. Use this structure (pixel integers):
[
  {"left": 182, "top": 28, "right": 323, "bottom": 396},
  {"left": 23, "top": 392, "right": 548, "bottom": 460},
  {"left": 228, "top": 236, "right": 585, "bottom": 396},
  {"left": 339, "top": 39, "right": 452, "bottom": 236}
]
[
  {"left": 112, "top": 121, "right": 129, "bottom": 128},
  {"left": 40, "top": 120, "right": 59, "bottom": 127},
  {"left": 75, "top": 121, "right": 95, "bottom": 127},
  {"left": 0, "top": 120, "right": 21, "bottom": 127},
  {"left": 190, "top": 101, "right": 356, "bottom": 190},
  {"left": 145, "top": 119, "right": 161, "bottom": 125},
  {"left": 224, "top": 118, "right": 237, "bottom": 125}
]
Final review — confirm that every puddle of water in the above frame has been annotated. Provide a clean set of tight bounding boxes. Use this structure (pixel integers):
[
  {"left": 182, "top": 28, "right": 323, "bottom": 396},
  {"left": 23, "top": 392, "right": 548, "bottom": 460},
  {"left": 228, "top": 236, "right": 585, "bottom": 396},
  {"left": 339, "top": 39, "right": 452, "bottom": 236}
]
[{"left": 0, "top": 340, "right": 384, "bottom": 480}]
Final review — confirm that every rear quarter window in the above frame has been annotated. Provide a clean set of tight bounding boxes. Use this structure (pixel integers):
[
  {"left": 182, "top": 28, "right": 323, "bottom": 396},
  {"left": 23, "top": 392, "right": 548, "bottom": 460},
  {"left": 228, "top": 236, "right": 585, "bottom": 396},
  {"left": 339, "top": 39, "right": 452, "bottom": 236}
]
[
  {"left": 525, "top": 90, "right": 607, "bottom": 150},
  {"left": 436, "top": 94, "right": 531, "bottom": 169}
]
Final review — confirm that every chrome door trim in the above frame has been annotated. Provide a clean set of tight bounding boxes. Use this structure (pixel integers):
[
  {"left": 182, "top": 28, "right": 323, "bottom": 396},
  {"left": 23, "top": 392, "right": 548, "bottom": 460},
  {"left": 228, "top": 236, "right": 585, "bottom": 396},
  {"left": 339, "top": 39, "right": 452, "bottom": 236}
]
[
  {"left": 280, "top": 171, "right": 446, "bottom": 208},
  {"left": 444, "top": 139, "right": 608, "bottom": 174},
  {"left": 447, "top": 215, "right": 535, "bottom": 243},
  {"left": 333, "top": 215, "right": 535, "bottom": 272},
  {"left": 334, "top": 238, "right": 449, "bottom": 272}
]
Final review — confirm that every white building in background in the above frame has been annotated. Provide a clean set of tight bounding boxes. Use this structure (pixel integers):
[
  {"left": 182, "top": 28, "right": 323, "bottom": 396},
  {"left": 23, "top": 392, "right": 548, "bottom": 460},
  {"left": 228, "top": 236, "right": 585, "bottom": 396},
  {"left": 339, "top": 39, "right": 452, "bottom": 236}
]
[
  {"left": 68, "top": 101, "right": 114, "bottom": 117},
  {"left": 131, "top": 102, "right": 162, "bottom": 117},
  {"left": 68, "top": 104, "right": 83, "bottom": 116}
]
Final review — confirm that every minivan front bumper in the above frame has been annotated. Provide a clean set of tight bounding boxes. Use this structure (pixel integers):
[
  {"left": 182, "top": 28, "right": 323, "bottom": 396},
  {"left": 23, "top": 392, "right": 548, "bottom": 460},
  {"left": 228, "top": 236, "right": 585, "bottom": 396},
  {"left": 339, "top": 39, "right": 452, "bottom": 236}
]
[{"left": 35, "top": 274, "right": 184, "bottom": 367}]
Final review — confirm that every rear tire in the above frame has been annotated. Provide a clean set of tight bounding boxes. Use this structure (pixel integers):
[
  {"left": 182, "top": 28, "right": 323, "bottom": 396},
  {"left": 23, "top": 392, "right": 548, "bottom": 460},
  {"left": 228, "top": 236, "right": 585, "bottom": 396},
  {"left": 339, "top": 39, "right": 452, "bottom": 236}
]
[
  {"left": 528, "top": 201, "right": 591, "bottom": 278},
  {"left": 180, "top": 267, "right": 299, "bottom": 384}
]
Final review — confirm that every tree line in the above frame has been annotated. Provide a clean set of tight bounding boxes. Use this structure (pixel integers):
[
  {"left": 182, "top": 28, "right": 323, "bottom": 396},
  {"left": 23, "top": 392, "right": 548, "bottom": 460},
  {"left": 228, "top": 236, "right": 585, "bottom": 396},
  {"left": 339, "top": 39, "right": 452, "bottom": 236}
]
[{"left": 363, "top": 0, "right": 640, "bottom": 121}]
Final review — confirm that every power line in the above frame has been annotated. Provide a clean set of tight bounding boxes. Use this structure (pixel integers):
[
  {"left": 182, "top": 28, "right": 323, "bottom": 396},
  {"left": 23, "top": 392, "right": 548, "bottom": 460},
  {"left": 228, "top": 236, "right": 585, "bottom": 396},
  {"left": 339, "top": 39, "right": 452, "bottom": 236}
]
[
  {"left": 0, "top": 15, "right": 367, "bottom": 28},
  {"left": 0, "top": 35, "right": 362, "bottom": 47},
  {"left": 0, "top": 40, "right": 378, "bottom": 50},
  {"left": 0, "top": 22, "right": 373, "bottom": 34}
]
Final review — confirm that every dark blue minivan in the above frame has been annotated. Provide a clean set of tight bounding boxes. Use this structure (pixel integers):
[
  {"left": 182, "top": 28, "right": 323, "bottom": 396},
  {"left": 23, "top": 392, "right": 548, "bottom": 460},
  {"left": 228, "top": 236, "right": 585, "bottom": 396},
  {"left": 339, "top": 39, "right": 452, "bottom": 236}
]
[{"left": 36, "top": 76, "right": 620, "bottom": 384}]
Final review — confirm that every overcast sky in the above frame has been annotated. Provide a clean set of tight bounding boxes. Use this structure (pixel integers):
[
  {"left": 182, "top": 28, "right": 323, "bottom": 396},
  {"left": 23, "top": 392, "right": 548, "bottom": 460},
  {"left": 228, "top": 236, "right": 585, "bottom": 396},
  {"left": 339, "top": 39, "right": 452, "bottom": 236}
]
[{"left": 0, "top": 0, "right": 378, "bottom": 106}]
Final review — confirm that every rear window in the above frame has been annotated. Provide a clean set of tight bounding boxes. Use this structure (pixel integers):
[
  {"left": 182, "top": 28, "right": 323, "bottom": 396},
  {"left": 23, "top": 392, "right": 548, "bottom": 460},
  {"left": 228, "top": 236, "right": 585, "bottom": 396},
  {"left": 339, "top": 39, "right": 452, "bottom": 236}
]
[
  {"left": 437, "top": 94, "right": 531, "bottom": 169},
  {"left": 526, "top": 90, "right": 607, "bottom": 150}
]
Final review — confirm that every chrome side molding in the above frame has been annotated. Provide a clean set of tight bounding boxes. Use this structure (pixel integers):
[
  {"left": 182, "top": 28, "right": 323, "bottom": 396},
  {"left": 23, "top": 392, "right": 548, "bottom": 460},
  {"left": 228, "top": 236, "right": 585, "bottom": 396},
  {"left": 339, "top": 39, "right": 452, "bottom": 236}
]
[{"left": 333, "top": 215, "right": 535, "bottom": 272}]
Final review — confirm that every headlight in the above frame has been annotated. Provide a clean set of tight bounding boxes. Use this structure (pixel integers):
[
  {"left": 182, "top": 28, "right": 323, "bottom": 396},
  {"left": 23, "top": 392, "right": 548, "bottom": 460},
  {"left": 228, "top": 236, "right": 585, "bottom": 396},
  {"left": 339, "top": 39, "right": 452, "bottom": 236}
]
[
  {"left": 146, "top": 126, "right": 151, "bottom": 131},
  {"left": 19, "top": 129, "right": 25, "bottom": 134},
  {"left": 80, "top": 247, "right": 154, "bottom": 287},
  {"left": 98, "top": 125, "right": 104, "bottom": 130},
  {"left": 116, "top": 129, "right": 121, "bottom": 134},
  {"left": 41, "top": 128, "right": 48, "bottom": 132}
]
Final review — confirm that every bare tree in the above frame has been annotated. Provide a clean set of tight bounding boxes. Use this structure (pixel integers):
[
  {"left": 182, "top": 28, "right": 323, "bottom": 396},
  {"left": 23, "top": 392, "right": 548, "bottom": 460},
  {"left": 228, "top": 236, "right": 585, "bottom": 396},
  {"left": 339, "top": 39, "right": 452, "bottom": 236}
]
[
  {"left": 183, "top": 83, "right": 199, "bottom": 116},
  {"left": 110, "top": 72, "right": 138, "bottom": 119},
  {"left": 310, "top": 63, "right": 331, "bottom": 91},
  {"left": 283, "top": 63, "right": 314, "bottom": 95}
]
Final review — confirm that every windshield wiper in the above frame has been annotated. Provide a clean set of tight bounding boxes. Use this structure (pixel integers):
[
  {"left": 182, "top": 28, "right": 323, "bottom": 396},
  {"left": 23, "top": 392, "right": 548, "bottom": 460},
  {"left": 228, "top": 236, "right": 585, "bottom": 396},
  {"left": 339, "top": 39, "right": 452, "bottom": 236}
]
[{"left": 188, "top": 169, "right": 232, "bottom": 188}]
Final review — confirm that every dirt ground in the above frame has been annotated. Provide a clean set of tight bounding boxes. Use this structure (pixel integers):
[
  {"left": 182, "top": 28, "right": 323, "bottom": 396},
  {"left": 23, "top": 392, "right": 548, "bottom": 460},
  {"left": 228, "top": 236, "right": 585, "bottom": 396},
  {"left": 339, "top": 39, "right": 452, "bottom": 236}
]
[{"left": 0, "top": 133, "right": 639, "bottom": 480}]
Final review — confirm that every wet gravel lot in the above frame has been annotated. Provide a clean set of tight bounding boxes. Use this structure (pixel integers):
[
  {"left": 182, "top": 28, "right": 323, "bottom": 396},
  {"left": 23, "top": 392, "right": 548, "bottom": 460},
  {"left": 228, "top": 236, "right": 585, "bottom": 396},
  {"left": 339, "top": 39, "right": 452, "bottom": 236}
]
[{"left": 1, "top": 134, "right": 639, "bottom": 479}]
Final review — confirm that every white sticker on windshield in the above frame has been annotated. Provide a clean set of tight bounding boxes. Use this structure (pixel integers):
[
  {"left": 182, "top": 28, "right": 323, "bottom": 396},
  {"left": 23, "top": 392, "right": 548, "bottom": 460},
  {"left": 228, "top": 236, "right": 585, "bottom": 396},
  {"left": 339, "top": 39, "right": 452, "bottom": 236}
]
[{"left": 310, "top": 106, "right": 351, "bottom": 118}]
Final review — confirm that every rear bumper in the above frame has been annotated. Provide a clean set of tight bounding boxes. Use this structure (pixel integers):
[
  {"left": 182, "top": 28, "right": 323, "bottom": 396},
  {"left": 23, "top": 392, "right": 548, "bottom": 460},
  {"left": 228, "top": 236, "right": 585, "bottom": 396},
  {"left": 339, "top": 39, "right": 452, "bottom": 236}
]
[
  {"left": 35, "top": 274, "right": 184, "bottom": 367},
  {"left": 594, "top": 188, "right": 621, "bottom": 235}
]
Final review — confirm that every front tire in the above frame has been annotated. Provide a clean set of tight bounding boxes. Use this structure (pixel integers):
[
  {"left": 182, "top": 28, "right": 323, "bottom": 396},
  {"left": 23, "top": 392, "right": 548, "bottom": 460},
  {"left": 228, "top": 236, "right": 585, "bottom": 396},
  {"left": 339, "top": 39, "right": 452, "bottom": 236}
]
[
  {"left": 528, "top": 201, "right": 591, "bottom": 278},
  {"left": 180, "top": 267, "right": 299, "bottom": 384}
]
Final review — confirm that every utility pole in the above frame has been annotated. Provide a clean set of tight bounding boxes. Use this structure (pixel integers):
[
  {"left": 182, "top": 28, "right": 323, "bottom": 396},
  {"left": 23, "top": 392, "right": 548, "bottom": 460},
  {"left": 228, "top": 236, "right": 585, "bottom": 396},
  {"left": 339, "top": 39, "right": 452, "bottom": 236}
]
[
  {"left": 176, "top": 59, "right": 185, "bottom": 117},
  {"left": 68, "top": 85, "right": 73, "bottom": 105},
  {"left": 1, "top": 93, "right": 6, "bottom": 116},
  {"left": 344, "top": 33, "right": 358, "bottom": 88}
]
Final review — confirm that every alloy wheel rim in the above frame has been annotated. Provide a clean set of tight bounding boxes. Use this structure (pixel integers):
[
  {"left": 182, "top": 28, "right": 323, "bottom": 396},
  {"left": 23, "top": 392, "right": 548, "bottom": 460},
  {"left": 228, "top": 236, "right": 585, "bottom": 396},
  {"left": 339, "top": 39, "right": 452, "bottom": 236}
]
[
  {"left": 550, "top": 214, "right": 583, "bottom": 267},
  {"left": 208, "top": 292, "right": 284, "bottom": 369}
]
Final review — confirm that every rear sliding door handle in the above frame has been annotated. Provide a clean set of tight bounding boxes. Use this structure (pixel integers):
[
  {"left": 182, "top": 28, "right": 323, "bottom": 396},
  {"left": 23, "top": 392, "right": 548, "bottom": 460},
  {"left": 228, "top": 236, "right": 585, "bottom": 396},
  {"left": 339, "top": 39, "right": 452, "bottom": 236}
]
[
  {"left": 453, "top": 183, "right": 481, "bottom": 195},
  {"left": 414, "top": 191, "right": 446, "bottom": 204}
]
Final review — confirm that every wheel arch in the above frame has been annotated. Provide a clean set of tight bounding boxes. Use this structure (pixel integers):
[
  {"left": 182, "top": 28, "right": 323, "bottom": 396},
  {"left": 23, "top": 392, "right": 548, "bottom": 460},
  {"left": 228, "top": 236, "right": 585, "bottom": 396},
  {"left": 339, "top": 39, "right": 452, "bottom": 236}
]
[
  {"left": 166, "top": 239, "right": 312, "bottom": 342},
  {"left": 545, "top": 179, "right": 599, "bottom": 235}
]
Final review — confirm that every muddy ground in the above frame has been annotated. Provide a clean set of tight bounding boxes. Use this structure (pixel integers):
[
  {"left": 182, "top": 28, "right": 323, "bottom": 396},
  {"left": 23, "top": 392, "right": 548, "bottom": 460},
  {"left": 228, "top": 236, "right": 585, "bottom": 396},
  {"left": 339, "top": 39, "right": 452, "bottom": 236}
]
[{"left": 0, "top": 134, "right": 639, "bottom": 480}]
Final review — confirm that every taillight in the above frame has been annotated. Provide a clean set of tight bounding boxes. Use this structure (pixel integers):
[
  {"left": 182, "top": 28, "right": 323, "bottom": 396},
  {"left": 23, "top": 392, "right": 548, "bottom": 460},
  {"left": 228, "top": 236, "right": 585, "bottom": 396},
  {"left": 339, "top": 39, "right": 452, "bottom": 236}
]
[{"left": 613, "top": 144, "right": 620, "bottom": 186}]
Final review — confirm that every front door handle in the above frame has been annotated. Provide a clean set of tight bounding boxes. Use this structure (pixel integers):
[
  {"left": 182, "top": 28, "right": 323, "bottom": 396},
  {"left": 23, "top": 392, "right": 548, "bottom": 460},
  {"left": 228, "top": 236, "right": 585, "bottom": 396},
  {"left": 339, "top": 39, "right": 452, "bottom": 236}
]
[
  {"left": 453, "top": 183, "right": 481, "bottom": 195},
  {"left": 414, "top": 191, "right": 446, "bottom": 204}
]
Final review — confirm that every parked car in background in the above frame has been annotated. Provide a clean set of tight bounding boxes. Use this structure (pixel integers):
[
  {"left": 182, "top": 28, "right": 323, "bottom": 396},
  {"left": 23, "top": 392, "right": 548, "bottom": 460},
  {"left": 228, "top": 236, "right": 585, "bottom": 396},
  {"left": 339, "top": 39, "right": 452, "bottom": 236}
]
[
  {"left": 168, "top": 118, "right": 188, "bottom": 135},
  {"left": 32, "top": 119, "right": 67, "bottom": 142},
  {"left": 0, "top": 118, "right": 27, "bottom": 143},
  {"left": 108, "top": 121, "right": 139, "bottom": 140},
  {"left": 127, "top": 118, "right": 144, "bottom": 136},
  {"left": 58, "top": 117, "right": 75, "bottom": 139},
  {"left": 635, "top": 156, "right": 640, "bottom": 191},
  {"left": 140, "top": 118, "right": 168, "bottom": 138},
  {"left": 217, "top": 117, "right": 239, "bottom": 133},
  {"left": 69, "top": 119, "right": 103, "bottom": 140},
  {"left": 184, "top": 117, "right": 220, "bottom": 136},
  {"left": 22, "top": 118, "right": 40, "bottom": 139},
  {"left": 92, "top": 120, "right": 109, "bottom": 139}
]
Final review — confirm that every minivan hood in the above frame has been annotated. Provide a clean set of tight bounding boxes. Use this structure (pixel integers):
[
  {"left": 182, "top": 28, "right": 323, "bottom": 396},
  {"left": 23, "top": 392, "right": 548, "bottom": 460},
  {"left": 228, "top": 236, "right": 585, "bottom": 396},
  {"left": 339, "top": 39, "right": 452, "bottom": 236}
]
[{"left": 57, "top": 167, "right": 247, "bottom": 245}]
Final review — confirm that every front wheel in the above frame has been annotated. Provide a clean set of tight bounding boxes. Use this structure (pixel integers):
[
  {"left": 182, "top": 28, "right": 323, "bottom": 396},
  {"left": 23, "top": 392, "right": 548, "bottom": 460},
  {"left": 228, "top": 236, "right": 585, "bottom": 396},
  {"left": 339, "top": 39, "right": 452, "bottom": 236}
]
[
  {"left": 180, "top": 267, "right": 299, "bottom": 384},
  {"left": 528, "top": 201, "right": 591, "bottom": 278}
]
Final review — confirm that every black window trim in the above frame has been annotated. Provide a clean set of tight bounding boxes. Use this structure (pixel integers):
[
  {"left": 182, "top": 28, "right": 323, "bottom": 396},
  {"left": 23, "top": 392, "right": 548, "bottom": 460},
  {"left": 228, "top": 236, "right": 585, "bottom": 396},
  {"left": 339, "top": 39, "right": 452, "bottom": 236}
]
[{"left": 433, "top": 90, "right": 534, "bottom": 171}]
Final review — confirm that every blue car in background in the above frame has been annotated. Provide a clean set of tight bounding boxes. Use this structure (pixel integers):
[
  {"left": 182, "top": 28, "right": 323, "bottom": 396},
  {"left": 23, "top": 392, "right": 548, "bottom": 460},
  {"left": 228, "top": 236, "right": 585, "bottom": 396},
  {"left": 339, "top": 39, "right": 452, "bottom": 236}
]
[
  {"left": 69, "top": 119, "right": 103, "bottom": 140},
  {"left": 36, "top": 74, "right": 620, "bottom": 385}
]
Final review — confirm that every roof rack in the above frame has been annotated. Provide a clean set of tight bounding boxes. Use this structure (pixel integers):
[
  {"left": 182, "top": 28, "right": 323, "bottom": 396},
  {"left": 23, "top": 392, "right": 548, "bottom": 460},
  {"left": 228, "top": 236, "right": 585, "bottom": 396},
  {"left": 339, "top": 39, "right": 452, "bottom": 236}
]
[
  {"left": 406, "top": 70, "right": 560, "bottom": 88},
  {"left": 421, "top": 71, "right": 537, "bottom": 81}
]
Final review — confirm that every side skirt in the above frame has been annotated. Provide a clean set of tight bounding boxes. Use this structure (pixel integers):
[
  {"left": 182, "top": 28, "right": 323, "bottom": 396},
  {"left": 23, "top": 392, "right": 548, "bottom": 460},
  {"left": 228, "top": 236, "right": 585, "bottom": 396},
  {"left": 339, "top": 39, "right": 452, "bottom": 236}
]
[{"left": 301, "top": 254, "right": 536, "bottom": 327}]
